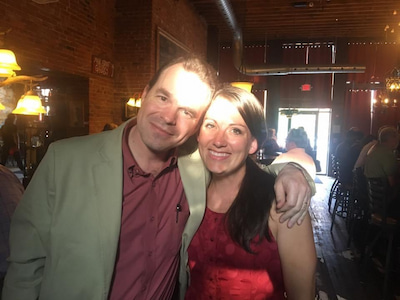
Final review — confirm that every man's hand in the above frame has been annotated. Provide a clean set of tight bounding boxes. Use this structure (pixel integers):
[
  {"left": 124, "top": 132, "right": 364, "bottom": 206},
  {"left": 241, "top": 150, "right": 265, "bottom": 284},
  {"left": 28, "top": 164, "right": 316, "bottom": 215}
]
[{"left": 274, "top": 164, "right": 312, "bottom": 228}]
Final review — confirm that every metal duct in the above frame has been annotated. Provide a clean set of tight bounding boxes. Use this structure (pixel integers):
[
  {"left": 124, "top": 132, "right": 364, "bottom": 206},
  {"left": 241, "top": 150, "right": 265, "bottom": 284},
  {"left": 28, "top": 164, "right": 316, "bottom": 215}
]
[{"left": 215, "top": 0, "right": 365, "bottom": 75}]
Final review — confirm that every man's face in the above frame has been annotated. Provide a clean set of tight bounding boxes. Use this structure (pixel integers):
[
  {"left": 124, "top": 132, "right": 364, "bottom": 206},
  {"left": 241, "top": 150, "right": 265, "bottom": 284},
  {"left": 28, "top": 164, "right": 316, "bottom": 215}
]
[{"left": 136, "top": 63, "right": 212, "bottom": 153}]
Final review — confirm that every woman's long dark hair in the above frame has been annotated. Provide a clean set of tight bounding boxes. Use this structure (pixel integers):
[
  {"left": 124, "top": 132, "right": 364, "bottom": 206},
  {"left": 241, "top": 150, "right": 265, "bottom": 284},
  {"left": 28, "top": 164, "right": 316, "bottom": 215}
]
[
  {"left": 211, "top": 85, "right": 276, "bottom": 253},
  {"left": 226, "top": 158, "right": 276, "bottom": 253}
]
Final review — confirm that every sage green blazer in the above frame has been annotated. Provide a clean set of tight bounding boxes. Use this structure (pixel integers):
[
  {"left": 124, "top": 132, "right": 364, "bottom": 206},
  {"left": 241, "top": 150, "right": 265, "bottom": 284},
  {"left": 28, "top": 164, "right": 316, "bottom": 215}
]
[{"left": 2, "top": 121, "right": 208, "bottom": 300}]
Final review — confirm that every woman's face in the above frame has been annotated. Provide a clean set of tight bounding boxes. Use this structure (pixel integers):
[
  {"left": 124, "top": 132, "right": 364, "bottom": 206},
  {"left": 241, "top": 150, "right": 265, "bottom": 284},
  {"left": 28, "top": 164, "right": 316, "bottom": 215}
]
[{"left": 197, "top": 96, "right": 258, "bottom": 177}]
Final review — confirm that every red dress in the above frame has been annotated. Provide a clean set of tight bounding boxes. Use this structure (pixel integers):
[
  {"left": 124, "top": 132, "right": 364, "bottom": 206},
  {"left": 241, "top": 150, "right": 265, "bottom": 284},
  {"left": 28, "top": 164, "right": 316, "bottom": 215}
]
[{"left": 185, "top": 208, "right": 286, "bottom": 300}]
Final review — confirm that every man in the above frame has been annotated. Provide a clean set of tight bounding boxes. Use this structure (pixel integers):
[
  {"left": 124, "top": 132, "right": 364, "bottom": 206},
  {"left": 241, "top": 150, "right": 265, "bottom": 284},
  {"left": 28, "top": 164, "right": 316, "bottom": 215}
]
[
  {"left": 272, "top": 127, "right": 317, "bottom": 180},
  {"left": 335, "top": 127, "right": 364, "bottom": 184},
  {"left": 364, "top": 126, "right": 399, "bottom": 187},
  {"left": 3, "top": 56, "right": 314, "bottom": 300},
  {"left": 0, "top": 165, "right": 24, "bottom": 293}
]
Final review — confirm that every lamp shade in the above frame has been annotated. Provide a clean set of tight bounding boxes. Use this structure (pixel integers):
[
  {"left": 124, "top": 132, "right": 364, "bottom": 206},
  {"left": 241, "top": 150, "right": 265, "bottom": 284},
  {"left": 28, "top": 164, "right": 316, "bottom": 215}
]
[
  {"left": 127, "top": 97, "right": 137, "bottom": 107},
  {"left": 0, "top": 49, "right": 21, "bottom": 77},
  {"left": 12, "top": 91, "right": 46, "bottom": 115},
  {"left": 0, "top": 102, "right": 5, "bottom": 110},
  {"left": 127, "top": 96, "right": 141, "bottom": 108},
  {"left": 231, "top": 81, "right": 254, "bottom": 93}
]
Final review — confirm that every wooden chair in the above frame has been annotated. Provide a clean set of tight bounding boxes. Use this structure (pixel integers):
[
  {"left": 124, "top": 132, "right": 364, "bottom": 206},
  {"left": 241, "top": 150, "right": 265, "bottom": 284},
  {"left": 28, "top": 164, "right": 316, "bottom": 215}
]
[{"left": 362, "top": 177, "right": 399, "bottom": 299}]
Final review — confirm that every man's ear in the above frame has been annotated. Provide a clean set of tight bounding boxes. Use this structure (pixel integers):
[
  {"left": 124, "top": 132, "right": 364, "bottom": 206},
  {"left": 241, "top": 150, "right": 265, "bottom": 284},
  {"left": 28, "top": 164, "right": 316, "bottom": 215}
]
[
  {"left": 248, "top": 138, "right": 258, "bottom": 155},
  {"left": 141, "top": 85, "right": 149, "bottom": 101}
]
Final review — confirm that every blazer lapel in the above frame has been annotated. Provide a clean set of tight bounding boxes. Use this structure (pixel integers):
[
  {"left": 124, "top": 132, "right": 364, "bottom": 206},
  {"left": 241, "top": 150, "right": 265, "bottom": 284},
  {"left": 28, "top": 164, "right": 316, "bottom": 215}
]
[
  {"left": 92, "top": 125, "right": 125, "bottom": 279},
  {"left": 178, "top": 149, "right": 209, "bottom": 248}
]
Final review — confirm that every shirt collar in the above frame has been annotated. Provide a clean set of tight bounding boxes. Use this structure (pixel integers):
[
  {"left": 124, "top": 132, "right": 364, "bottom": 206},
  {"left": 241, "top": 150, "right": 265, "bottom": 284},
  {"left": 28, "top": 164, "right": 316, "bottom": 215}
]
[{"left": 122, "top": 119, "right": 178, "bottom": 176}]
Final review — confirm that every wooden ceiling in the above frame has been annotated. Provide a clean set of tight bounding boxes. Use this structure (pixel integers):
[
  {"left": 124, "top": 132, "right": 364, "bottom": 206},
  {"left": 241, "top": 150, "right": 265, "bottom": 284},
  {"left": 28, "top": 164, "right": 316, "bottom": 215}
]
[{"left": 189, "top": 0, "right": 400, "bottom": 43}]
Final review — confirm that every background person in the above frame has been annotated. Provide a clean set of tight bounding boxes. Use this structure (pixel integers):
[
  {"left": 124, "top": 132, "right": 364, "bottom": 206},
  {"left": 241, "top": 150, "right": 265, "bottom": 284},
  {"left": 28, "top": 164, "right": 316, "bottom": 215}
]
[
  {"left": 364, "top": 126, "right": 399, "bottom": 215},
  {"left": 185, "top": 86, "right": 316, "bottom": 299},
  {"left": 273, "top": 127, "right": 317, "bottom": 180},
  {"left": 0, "top": 165, "right": 24, "bottom": 294},
  {"left": 102, "top": 122, "right": 118, "bottom": 131},
  {"left": 0, "top": 114, "right": 23, "bottom": 171}
]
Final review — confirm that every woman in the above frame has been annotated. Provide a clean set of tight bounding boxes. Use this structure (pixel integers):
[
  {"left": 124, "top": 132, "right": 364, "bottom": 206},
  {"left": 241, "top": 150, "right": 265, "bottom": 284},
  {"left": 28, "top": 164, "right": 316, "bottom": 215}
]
[{"left": 185, "top": 85, "right": 316, "bottom": 299}]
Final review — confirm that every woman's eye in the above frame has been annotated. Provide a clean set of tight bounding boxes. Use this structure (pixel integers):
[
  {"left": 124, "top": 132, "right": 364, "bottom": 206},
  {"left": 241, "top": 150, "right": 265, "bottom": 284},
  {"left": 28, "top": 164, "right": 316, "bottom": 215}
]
[
  {"left": 204, "top": 122, "right": 215, "bottom": 129},
  {"left": 232, "top": 128, "right": 242, "bottom": 135}
]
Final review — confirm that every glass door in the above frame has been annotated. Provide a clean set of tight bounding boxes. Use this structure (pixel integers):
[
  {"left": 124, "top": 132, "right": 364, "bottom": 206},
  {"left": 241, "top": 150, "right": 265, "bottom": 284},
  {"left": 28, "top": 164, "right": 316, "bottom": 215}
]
[{"left": 277, "top": 108, "right": 331, "bottom": 175}]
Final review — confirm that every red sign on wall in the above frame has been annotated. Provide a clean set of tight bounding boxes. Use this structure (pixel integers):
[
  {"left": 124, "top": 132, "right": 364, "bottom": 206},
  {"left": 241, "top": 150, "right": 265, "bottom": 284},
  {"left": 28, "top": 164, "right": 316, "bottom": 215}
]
[
  {"left": 92, "top": 56, "right": 114, "bottom": 78},
  {"left": 300, "top": 83, "right": 312, "bottom": 91}
]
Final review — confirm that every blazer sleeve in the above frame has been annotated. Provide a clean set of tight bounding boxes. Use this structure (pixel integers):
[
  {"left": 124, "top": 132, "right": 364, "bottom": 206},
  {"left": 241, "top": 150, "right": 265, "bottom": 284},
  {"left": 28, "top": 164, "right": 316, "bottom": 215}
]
[{"left": 2, "top": 143, "right": 56, "bottom": 300}]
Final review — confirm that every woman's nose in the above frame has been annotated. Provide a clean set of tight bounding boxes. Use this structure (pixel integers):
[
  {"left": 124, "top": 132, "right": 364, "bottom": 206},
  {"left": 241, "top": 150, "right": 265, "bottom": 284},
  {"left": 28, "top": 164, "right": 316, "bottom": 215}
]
[{"left": 213, "top": 130, "right": 227, "bottom": 147}]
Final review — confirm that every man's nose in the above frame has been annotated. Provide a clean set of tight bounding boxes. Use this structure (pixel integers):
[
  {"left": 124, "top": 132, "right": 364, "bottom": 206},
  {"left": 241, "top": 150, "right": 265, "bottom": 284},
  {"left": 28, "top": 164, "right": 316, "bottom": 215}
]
[{"left": 161, "top": 105, "right": 178, "bottom": 125}]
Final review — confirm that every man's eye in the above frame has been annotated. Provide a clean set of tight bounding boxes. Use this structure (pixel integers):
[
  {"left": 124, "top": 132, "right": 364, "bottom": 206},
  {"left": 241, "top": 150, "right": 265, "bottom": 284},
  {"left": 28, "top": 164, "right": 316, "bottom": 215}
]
[
  {"left": 183, "top": 110, "right": 193, "bottom": 118},
  {"left": 160, "top": 96, "right": 167, "bottom": 101}
]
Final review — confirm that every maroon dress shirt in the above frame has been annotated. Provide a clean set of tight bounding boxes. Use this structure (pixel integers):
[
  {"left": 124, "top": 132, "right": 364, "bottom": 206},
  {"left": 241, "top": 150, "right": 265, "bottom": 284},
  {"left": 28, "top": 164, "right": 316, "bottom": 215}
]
[{"left": 108, "top": 120, "right": 189, "bottom": 300}]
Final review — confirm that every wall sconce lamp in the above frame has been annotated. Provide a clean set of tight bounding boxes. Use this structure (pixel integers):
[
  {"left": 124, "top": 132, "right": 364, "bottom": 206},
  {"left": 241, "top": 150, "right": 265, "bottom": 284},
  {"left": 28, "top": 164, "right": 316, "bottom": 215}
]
[
  {"left": 125, "top": 94, "right": 141, "bottom": 119},
  {"left": 127, "top": 94, "right": 142, "bottom": 108}
]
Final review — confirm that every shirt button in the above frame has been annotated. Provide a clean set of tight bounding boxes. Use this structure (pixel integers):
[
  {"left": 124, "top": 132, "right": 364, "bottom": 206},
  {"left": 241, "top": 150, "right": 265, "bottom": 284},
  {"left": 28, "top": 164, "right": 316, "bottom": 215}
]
[
  {"left": 210, "top": 238, "right": 214, "bottom": 242},
  {"left": 148, "top": 251, "right": 153, "bottom": 257},
  {"left": 150, "top": 216, "right": 155, "bottom": 222}
]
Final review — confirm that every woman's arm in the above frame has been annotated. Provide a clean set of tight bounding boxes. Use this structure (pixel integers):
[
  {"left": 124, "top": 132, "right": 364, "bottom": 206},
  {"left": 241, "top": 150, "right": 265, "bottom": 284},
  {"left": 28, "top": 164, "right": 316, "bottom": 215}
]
[{"left": 270, "top": 207, "right": 317, "bottom": 300}]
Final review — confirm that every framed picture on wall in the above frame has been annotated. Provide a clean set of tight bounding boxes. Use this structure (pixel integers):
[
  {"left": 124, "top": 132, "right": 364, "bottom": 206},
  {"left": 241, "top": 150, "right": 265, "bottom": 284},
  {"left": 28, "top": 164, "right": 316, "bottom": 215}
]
[{"left": 156, "top": 27, "right": 190, "bottom": 70}]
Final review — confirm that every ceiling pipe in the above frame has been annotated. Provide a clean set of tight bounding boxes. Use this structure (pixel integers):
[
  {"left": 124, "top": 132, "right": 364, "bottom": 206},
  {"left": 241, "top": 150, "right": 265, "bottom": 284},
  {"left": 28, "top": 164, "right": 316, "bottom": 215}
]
[{"left": 215, "top": 0, "right": 366, "bottom": 75}]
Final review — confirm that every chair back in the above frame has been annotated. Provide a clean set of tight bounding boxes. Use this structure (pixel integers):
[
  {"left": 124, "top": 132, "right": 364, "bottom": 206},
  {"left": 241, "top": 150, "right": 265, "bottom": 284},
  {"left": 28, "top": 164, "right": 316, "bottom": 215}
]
[
  {"left": 330, "top": 154, "right": 338, "bottom": 178},
  {"left": 367, "top": 177, "right": 391, "bottom": 225},
  {"left": 352, "top": 167, "right": 369, "bottom": 212}
]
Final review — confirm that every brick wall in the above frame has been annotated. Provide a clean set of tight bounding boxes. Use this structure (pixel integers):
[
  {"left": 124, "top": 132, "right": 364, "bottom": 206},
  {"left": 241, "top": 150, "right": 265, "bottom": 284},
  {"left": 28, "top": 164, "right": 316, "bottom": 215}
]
[
  {"left": 0, "top": 0, "right": 116, "bottom": 133},
  {"left": 114, "top": 0, "right": 208, "bottom": 125},
  {"left": 0, "top": 0, "right": 208, "bottom": 133}
]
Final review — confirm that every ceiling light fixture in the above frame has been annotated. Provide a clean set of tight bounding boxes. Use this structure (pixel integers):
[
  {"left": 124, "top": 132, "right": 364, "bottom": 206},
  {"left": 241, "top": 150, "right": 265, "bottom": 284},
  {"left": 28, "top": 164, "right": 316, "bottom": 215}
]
[
  {"left": 231, "top": 81, "right": 253, "bottom": 93},
  {"left": 385, "top": 68, "right": 400, "bottom": 91},
  {"left": 0, "top": 29, "right": 47, "bottom": 87},
  {"left": 12, "top": 80, "right": 46, "bottom": 115}
]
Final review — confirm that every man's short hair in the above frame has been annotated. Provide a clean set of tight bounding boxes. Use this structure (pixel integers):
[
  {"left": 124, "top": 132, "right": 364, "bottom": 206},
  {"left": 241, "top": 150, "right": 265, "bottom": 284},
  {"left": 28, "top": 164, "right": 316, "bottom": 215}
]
[
  {"left": 379, "top": 126, "right": 398, "bottom": 143},
  {"left": 147, "top": 55, "right": 219, "bottom": 101}
]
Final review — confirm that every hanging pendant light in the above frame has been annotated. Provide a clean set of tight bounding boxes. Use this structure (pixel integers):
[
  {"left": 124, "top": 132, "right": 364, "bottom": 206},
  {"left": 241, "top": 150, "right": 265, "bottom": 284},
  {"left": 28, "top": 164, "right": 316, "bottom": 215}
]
[
  {"left": 0, "top": 49, "right": 21, "bottom": 78},
  {"left": 12, "top": 90, "right": 46, "bottom": 115},
  {"left": 0, "top": 102, "right": 5, "bottom": 110},
  {"left": 230, "top": 81, "right": 254, "bottom": 93}
]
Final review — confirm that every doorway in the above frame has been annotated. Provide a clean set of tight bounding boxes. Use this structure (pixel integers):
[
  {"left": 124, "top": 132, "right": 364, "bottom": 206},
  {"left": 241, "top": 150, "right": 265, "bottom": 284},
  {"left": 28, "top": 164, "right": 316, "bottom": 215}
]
[{"left": 276, "top": 108, "right": 331, "bottom": 175}]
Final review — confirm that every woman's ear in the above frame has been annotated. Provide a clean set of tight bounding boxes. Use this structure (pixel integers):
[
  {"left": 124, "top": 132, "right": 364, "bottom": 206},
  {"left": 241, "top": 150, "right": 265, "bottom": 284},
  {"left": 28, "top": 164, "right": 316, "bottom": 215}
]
[{"left": 248, "top": 138, "right": 258, "bottom": 155}]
